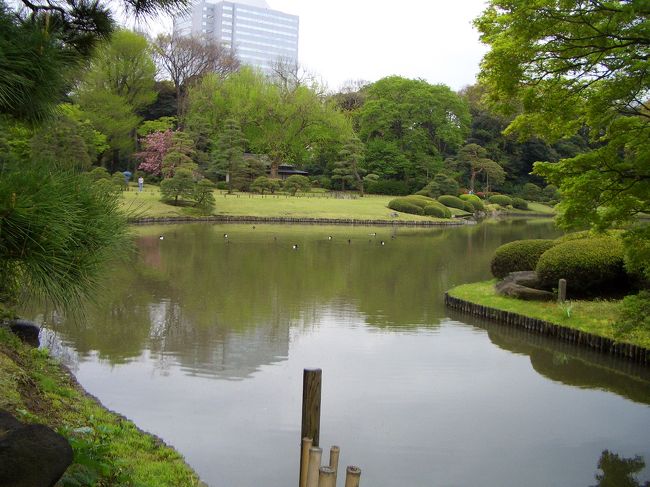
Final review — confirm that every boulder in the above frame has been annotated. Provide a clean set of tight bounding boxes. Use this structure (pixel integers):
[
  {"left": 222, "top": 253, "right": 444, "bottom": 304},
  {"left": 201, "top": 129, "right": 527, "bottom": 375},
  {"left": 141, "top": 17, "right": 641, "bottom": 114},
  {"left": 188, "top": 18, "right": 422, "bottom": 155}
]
[
  {"left": 7, "top": 320, "right": 40, "bottom": 347},
  {"left": 0, "top": 410, "right": 73, "bottom": 487},
  {"left": 495, "top": 271, "right": 554, "bottom": 301}
]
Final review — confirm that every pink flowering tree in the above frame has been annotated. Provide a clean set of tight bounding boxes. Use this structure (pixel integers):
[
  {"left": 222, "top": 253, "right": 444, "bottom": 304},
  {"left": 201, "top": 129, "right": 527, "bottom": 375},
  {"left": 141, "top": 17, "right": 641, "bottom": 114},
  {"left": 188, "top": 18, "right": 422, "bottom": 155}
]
[{"left": 135, "top": 129, "right": 173, "bottom": 176}]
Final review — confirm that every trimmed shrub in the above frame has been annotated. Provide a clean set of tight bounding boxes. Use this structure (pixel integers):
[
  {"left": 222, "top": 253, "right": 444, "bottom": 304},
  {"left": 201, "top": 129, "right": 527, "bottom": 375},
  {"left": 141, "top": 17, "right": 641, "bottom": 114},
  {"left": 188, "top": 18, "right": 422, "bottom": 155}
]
[
  {"left": 215, "top": 181, "right": 228, "bottom": 190},
  {"left": 423, "top": 202, "right": 451, "bottom": 218},
  {"left": 491, "top": 239, "right": 557, "bottom": 278},
  {"left": 438, "top": 195, "right": 468, "bottom": 211},
  {"left": 462, "top": 201, "right": 475, "bottom": 213},
  {"left": 366, "top": 179, "right": 410, "bottom": 196},
  {"left": 488, "top": 194, "right": 513, "bottom": 206},
  {"left": 521, "top": 182, "right": 543, "bottom": 201},
  {"left": 536, "top": 237, "right": 628, "bottom": 295},
  {"left": 511, "top": 197, "right": 528, "bottom": 210},
  {"left": 402, "top": 195, "right": 437, "bottom": 208},
  {"left": 460, "top": 194, "right": 485, "bottom": 211},
  {"left": 388, "top": 197, "right": 424, "bottom": 215}
]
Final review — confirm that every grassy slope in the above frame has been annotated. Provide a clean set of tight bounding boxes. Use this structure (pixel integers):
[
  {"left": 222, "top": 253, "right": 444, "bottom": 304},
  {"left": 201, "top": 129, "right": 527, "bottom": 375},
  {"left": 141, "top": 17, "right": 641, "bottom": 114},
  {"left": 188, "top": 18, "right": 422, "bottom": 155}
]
[
  {"left": 0, "top": 329, "right": 203, "bottom": 486},
  {"left": 448, "top": 281, "right": 650, "bottom": 349},
  {"left": 121, "top": 188, "right": 453, "bottom": 222}
]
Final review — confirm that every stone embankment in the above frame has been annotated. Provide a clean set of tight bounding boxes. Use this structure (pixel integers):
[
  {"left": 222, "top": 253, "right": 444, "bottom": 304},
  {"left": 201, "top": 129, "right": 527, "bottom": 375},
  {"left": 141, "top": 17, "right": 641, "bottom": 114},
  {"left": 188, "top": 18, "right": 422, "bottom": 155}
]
[{"left": 444, "top": 293, "right": 650, "bottom": 365}]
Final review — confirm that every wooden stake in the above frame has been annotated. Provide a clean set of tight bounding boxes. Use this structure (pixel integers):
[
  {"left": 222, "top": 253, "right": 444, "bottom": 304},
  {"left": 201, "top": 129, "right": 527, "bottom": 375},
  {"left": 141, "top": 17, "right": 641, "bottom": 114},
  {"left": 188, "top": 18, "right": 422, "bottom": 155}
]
[
  {"left": 306, "top": 447, "right": 322, "bottom": 487},
  {"left": 300, "top": 369, "right": 322, "bottom": 487},
  {"left": 345, "top": 466, "right": 361, "bottom": 487},
  {"left": 299, "top": 437, "right": 313, "bottom": 487},
  {"left": 301, "top": 369, "right": 322, "bottom": 446},
  {"left": 329, "top": 446, "right": 340, "bottom": 474},
  {"left": 318, "top": 466, "right": 336, "bottom": 487},
  {"left": 558, "top": 279, "right": 567, "bottom": 303}
]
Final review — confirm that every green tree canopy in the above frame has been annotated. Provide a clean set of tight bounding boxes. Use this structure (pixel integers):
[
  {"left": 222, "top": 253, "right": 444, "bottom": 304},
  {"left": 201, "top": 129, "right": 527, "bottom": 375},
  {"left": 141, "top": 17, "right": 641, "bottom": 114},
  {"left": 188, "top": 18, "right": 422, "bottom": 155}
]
[
  {"left": 358, "top": 76, "right": 470, "bottom": 185},
  {"left": 475, "top": 0, "right": 650, "bottom": 281}
]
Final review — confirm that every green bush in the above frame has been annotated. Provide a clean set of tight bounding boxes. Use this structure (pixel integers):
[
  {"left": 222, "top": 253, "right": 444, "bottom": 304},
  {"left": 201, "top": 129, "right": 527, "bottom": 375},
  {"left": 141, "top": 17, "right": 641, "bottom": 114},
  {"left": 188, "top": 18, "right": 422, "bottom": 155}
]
[
  {"left": 402, "top": 195, "right": 437, "bottom": 208},
  {"left": 283, "top": 175, "right": 311, "bottom": 195},
  {"left": 615, "top": 291, "right": 650, "bottom": 337},
  {"left": 193, "top": 179, "right": 215, "bottom": 212},
  {"left": 438, "top": 195, "right": 470, "bottom": 212},
  {"left": 536, "top": 237, "right": 628, "bottom": 295},
  {"left": 488, "top": 194, "right": 513, "bottom": 206},
  {"left": 215, "top": 181, "right": 228, "bottom": 190},
  {"left": 423, "top": 202, "right": 451, "bottom": 218},
  {"left": 491, "top": 239, "right": 557, "bottom": 278},
  {"left": 460, "top": 194, "right": 485, "bottom": 211},
  {"left": 388, "top": 197, "right": 424, "bottom": 215},
  {"left": 366, "top": 179, "right": 410, "bottom": 196},
  {"left": 511, "top": 197, "right": 529, "bottom": 210},
  {"left": 417, "top": 174, "right": 459, "bottom": 198}
]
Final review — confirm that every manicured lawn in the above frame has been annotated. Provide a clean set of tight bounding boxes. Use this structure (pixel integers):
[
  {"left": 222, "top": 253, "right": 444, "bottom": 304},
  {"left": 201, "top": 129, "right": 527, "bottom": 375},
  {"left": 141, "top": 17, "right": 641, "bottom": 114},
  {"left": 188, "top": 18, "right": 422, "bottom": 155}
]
[
  {"left": 121, "top": 187, "right": 450, "bottom": 222},
  {"left": 447, "top": 280, "right": 649, "bottom": 349}
]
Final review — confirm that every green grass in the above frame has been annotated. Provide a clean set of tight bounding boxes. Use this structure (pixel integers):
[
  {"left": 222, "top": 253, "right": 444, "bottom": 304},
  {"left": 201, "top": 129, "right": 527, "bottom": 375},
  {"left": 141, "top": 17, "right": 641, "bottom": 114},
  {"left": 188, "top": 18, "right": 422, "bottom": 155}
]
[
  {"left": 121, "top": 187, "right": 449, "bottom": 222},
  {"left": 0, "top": 328, "right": 203, "bottom": 486},
  {"left": 447, "top": 280, "right": 650, "bottom": 349}
]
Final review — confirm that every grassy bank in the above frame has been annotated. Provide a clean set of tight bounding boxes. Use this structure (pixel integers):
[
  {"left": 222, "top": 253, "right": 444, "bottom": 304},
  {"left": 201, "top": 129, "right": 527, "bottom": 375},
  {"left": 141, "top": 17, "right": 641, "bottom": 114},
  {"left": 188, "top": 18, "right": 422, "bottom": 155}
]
[
  {"left": 447, "top": 281, "right": 650, "bottom": 349},
  {"left": 121, "top": 186, "right": 555, "bottom": 222},
  {"left": 0, "top": 328, "right": 203, "bottom": 486}
]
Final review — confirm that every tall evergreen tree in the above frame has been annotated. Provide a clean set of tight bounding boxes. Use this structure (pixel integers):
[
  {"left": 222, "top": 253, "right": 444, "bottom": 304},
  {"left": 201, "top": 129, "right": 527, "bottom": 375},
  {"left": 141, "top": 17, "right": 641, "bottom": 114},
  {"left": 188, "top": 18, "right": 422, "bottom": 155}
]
[
  {"left": 211, "top": 118, "right": 247, "bottom": 193},
  {"left": 332, "top": 136, "right": 365, "bottom": 195}
]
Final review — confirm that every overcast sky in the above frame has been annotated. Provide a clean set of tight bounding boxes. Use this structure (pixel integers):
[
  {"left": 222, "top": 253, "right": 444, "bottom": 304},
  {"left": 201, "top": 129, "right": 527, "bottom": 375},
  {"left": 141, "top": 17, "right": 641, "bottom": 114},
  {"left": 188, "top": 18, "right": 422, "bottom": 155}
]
[{"left": 135, "top": 0, "right": 490, "bottom": 93}]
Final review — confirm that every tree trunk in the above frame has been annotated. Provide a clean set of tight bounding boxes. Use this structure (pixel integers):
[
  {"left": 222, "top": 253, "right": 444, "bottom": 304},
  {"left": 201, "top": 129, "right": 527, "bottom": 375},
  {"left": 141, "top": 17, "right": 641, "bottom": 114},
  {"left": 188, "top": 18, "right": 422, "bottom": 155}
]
[{"left": 270, "top": 158, "right": 280, "bottom": 179}]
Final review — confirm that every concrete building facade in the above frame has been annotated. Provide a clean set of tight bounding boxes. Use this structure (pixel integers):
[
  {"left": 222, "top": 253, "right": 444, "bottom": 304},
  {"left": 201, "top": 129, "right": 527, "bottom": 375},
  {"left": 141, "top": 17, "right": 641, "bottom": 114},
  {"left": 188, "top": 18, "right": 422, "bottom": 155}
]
[{"left": 173, "top": 0, "right": 299, "bottom": 74}]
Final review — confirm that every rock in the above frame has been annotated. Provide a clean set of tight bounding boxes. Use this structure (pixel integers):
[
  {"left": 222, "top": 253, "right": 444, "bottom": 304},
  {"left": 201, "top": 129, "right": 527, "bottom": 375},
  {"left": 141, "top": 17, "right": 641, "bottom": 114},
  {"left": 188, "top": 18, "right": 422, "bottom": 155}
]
[
  {"left": 0, "top": 410, "right": 73, "bottom": 487},
  {"left": 495, "top": 271, "right": 554, "bottom": 301},
  {"left": 8, "top": 320, "right": 40, "bottom": 347}
]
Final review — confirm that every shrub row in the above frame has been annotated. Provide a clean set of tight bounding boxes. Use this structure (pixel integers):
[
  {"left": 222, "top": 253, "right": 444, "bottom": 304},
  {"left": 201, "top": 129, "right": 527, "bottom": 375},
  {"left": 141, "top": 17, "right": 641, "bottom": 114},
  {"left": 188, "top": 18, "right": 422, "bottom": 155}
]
[
  {"left": 488, "top": 194, "right": 512, "bottom": 206},
  {"left": 459, "top": 194, "right": 485, "bottom": 211},
  {"left": 491, "top": 233, "right": 630, "bottom": 297},
  {"left": 438, "top": 195, "right": 474, "bottom": 213},
  {"left": 388, "top": 195, "right": 452, "bottom": 218}
]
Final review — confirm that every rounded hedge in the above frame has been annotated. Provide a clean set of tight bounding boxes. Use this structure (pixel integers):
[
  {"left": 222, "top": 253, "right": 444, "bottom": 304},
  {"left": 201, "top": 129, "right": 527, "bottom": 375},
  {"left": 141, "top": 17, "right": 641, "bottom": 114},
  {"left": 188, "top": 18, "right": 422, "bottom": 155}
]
[
  {"left": 536, "top": 237, "right": 627, "bottom": 295},
  {"left": 460, "top": 194, "right": 485, "bottom": 211},
  {"left": 511, "top": 197, "right": 528, "bottom": 210},
  {"left": 402, "top": 195, "right": 437, "bottom": 208},
  {"left": 491, "top": 239, "right": 557, "bottom": 278},
  {"left": 388, "top": 198, "right": 424, "bottom": 215},
  {"left": 438, "top": 195, "right": 469, "bottom": 211},
  {"left": 423, "top": 202, "right": 451, "bottom": 218},
  {"left": 488, "top": 194, "right": 513, "bottom": 206}
]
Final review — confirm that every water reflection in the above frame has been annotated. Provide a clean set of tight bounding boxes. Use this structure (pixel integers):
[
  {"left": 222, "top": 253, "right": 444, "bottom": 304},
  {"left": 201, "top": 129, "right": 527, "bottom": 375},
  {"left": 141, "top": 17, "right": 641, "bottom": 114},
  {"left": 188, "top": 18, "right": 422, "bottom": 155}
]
[
  {"left": 23, "top": 220, "right": 562, "bottom": 375},
  {"left": 450, "top": 312, "right": 650, "bottom": 406},
  {"left": 592, "top": 450, "right": 650, "bottom": 487}
]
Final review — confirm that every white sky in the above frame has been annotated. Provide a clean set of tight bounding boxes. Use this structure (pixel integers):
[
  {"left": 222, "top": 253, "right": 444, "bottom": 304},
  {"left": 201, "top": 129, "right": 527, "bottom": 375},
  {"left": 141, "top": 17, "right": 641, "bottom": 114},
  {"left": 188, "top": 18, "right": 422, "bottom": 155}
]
[{"left": 132, "top": 0, "right": 490, "bottom": 92}]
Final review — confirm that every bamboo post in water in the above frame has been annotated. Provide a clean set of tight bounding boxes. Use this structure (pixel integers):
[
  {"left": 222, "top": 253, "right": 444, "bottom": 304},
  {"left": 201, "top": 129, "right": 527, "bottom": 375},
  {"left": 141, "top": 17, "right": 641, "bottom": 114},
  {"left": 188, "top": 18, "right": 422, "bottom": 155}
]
[
  {"left": 299, "top": 437, "right": 313, "bottom": 487},
  {"left": 300, "top": 369, "right": 322, "bottom": 487},
  {"left": 318, "top": 466, "right": 336, "bottom": 487},
  {"left": 329, "top": 446, "right": 340, "bottom": 475},
  {"left": 345, "top": 466, "right": 361, "bottom": 487},
  {"left": 306, "top": 446, "right": 323, "bottom": 487}
]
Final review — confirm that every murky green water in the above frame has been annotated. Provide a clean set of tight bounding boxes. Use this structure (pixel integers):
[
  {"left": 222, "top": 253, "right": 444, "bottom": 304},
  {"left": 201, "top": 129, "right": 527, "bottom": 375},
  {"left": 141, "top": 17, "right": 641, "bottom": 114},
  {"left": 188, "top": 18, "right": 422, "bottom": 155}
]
[{"left": 24, "top": 220, "right": 650, "bottom": 487}]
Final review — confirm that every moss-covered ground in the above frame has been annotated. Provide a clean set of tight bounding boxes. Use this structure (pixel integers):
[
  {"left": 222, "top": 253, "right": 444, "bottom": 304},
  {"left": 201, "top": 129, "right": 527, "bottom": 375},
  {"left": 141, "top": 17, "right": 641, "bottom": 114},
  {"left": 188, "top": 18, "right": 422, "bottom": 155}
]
[
  {"left": 0, "top": 328, "right": 203, "bottom": 486},
  {"left": 447, "top": 280, "right": 650, "bottom": 349}
]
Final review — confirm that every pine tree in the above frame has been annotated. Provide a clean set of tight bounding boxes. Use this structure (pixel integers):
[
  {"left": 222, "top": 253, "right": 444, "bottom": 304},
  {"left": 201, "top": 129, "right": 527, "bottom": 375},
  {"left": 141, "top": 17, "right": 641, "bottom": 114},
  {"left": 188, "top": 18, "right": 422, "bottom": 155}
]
[
  {"left": 332, "top": 136, "right": 365, "bottom": 195},
  {"left": 211, "top": 119, "right": 247, "bottom": 193}
]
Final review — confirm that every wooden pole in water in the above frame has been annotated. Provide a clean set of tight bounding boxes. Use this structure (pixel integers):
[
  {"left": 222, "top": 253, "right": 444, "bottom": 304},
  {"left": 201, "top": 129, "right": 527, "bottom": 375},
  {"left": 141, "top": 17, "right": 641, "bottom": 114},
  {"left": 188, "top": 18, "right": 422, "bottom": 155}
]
[
  {"left": 558, "top": 279, "right": 567, "bottom": 303},
  {"left": 344, "top": 466, "right": 361, "bottom": 487},
  {"left": 329, "top": 445, "right": 340, "bottom": 475},
  {"left": 318, "top": 466, "right": 336, "bottom": 487},
  {"left": 300, "top": 437, "right": 313, "bottom": 487},
  {"left": 300, "top": 369, "right": 322, "bottom": 487},
  {"left": 306, "top": 446, "right": 323, "bottom": 487}
]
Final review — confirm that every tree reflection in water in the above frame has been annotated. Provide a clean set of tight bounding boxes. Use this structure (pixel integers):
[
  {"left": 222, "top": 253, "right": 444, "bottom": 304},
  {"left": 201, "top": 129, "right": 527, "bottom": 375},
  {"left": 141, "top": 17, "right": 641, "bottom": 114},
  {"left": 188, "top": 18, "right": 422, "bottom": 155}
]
[{"left": 592, "top": 450, "right": 649, "bottom": 487}]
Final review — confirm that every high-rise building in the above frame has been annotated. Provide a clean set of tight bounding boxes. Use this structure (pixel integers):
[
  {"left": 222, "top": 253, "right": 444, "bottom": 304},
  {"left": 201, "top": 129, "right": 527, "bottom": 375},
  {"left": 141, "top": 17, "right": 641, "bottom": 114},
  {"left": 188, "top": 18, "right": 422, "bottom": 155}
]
[{"left": 173, "top": 0, "right": 299, "bottom": 74}]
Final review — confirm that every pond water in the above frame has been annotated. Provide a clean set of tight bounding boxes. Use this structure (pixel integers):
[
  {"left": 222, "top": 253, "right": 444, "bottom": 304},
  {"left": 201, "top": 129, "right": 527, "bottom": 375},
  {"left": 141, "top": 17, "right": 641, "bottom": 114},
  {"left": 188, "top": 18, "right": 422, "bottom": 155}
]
[{"left": 24, "top": 220, "right": 650, "bottom": 487}]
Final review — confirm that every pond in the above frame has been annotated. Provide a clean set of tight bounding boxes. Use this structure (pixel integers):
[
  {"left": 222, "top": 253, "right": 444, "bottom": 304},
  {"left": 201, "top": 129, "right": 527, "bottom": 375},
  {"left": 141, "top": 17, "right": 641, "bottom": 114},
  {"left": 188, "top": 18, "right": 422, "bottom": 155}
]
[{"left": 24, "top": 220, "right": 650, "bottom": 487}]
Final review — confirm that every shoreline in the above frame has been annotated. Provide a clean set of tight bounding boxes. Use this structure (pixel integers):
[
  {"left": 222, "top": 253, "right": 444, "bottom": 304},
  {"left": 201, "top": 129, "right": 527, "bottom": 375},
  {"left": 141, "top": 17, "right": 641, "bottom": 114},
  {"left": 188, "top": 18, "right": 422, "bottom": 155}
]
[
  {"left": 444, "top": 292, "right": 649, "bottom": 365},
  {"left": 128, "top": 214, "right": 470, "bottom": 226}
]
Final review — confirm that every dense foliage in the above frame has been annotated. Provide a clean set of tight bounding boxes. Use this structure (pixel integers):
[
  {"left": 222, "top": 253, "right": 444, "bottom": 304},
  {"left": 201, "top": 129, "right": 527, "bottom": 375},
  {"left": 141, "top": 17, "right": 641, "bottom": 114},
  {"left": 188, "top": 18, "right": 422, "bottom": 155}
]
[
  {"left": 488, "top": 194, "right": 512, "bottom": 206},
  {"left": 536, "top": 238, "right": 628, "bottom": 296},
  {"left": 490, "top": 239, "right": 557, "bottom": 279}
]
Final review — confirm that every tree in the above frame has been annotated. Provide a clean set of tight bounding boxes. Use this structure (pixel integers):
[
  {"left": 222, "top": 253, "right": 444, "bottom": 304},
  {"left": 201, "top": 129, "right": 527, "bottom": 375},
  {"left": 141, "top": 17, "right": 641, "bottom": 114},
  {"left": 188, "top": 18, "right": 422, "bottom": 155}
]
[
  {"left": 358, "top": 76, "right": 470, "bottom": 185},
  {"left": 162, "top": 131, "right": 196, "bottom": 177},
  {"left": 153, "top": 33, "right": 239, "bottom": 119},
  {"left": 332, "top": 136, "right": 365, "bottom": 194},
  {"left": 135, "top": 129, "right": 173, "bottom": 176},
  {"left": 251, "top": 176, "right": 272, "bottom": 194},
  {"left": 211, "top": 118, "right": 247, "bottom": 193},
  {"left": 283, "top": 175, "right": 311, "bottom": 195},
  {"left": 475, "top": 0, "right": 650, "bottom": 283},
  {"left": 453, "top": 143, "right": 505, "bottom": 193},
  {"left": 160, "top": 168, "right": 194, "bottom": 204},
  {"left": 76, "top": 29, "right": 157, "bottom": 169}
]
